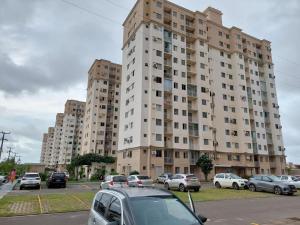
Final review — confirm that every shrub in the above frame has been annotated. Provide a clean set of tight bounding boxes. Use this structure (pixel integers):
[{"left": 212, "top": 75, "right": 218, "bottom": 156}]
[{"left": 129, "top": 170, "right": 139, "bottom": 175}]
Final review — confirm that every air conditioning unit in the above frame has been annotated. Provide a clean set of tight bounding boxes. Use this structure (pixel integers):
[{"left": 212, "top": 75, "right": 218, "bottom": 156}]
[
  {"left": 151, "top": 150, "right": 156, "bottom": 155},
  {"left": 205, "top": 88, "right": 210, "bottom": 93}
]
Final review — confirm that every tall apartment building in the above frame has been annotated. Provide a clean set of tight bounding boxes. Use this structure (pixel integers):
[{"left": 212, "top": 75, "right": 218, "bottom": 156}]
[
  {"left": 40, "top": 127, "right": 54, "bottom": 167},
  {"left": 117, "top": 0, "right": 286, "bottom": 178},
  {"left": 40, "top": 133, "right": 48, "bottom": 164},
  {"left": 58, "top": 100, "right": 85, "bottom": 166},
  {"left": 81, "top": 59, "right": 121, "bottom": 158},
  {"left": 50, "top": 113, "right": 64, "bottom": 166}
]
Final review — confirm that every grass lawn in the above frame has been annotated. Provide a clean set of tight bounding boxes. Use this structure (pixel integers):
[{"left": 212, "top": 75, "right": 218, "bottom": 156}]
[
  {"left": 0, "top": 192, "right": 95, "bottom": 217},
  {"left": 173, "top": 188, "right": 299, "bottom": 202}
]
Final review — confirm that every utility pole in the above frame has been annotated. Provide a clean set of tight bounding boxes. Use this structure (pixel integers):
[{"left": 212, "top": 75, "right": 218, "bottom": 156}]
[
  {"left": 0, "top": 131, "right": 10, "bottom": 160},
  {"left": 7, "top": 146, "right": 14, "bottom": 159}
]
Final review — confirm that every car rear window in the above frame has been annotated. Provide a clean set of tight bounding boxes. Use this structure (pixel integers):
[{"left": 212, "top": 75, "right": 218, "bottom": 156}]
[
  {"left": 137, "top": 176, "right": 150, "bottom": 180},
  {"left": 25, "top": 174, "right": 39, "bottom": 178},
  {"left": 186, "top": 175, "right": 197, "bottom": 179},
  {"left": 113, "top": 176, "right": 127, "bottom": 182},
  {"left": 53, "top": 173, "right": 65, "bottom": 178}
]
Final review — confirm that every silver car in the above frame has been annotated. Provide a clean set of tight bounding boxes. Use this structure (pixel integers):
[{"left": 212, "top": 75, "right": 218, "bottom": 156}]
[
  {"left": 165, "top": 174, "right": 201, "bottom": 192},
  {"left": 156, "top": 173, "right": 173, "bottom": 183},
  {"left": 88, "top": 188, "right": 207, "bottom": 225},
  {"left": 248, "top": 175, "right": 297, "bottom": 195},
  {"left": 278, "top": 175, "right": 300, "bottom": 189},
  {"left": 127, "top": 175, "right": 153, "bottom": 187},
  {"left": 100, "top": 175, "right": 128, "bottom": 189}
]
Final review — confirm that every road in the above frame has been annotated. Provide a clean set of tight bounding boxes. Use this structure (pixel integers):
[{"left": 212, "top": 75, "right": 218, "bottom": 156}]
[{"left": 0, "top": 196, "right": 299, "bottom": 225}]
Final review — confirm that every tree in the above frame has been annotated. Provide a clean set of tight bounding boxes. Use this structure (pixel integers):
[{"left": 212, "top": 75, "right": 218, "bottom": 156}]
[{"left": 196, "top": 154, "right": 213, "bottom": 181}]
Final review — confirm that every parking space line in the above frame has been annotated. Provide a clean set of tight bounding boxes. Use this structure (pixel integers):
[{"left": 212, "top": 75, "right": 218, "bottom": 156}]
[
  {"left": 81, "top": 184, "right": 91, "bottom": 190},
  {"left": 37, "top": 194, "right": 43, "bottom": 214},
  {"left": 70, "top": 194, "right": 89, "bottom": 208}
]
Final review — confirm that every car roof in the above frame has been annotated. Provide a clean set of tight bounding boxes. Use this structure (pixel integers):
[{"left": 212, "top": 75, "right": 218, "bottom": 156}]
[
  {"left": 110, "top": 187, "right": 173, "bottom": 198},
  {"left": 25, "top": 172, "right": 39, "bottom": 175}
]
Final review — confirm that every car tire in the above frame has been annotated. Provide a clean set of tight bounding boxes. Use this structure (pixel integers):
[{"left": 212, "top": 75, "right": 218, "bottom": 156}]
[
  {"left": 179, "top": 184, "right": 186, "bottom": 192},
  {"left": 249, "top": 184, "right": 256, "bottom": 192},
  {"left": 215, "top": 182, "right": 221, "bottom": 189},
  {"left": 274, "top": 186, "right": 282, "bottom": 195},
  {"left": 20, "top": 185, "right": 23, "bottom": 190},
  {"left": 165, "top": 183, "right": 170, "bottom": 190},
  {"left": 36, "top": 185, "right": 40, "bottom": 190},
  {"left": 233, "top": 183, "right": 239, "bottom": 190},
  {"left": 194, "top": 187, "right": 200, "bottom": 192}
]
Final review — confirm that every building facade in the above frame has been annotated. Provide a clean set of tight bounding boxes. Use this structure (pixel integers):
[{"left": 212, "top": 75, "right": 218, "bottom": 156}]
[
  {"left": 50, "top": 113, "right": 64, "bottom": 166},
  {"left": 117, "top": 0, "right": 286, "bottom": 178},
  {"left": 81, "top": 59, "right": 121, "bottom": 158},
  {"left": 58, "top": 100, "right": 85, "bottom": 166},
  {"left": 41, "top": 127, "right": 54, "bottom": 167}
]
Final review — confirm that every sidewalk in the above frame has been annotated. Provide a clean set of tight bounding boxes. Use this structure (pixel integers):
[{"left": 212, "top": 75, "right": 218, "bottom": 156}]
[{"left": 0, "top": 182, "right": 16, "bottom": 199}]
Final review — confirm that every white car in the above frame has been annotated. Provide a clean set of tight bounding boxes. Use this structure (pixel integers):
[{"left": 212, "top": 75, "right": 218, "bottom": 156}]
[
  {"left": 164, "top": 174, "right": 201, "bottom": 192},
  {"left": 213, "top": 173, "right": 248, "bottom": 190},
  {"left": 128, "top": 175, "right": 153, "bottom": 187},
  {"left": 0, "top": 175, "right": 7, "bottom": 184},
  {"left": 278, "top": 175, "right": 300, "bottom": 189},
  {"left": 100, "top": 175, "right": 128, "bottom": 189},
  {"left": 20, "top": 173, "right": 41, "bottom": 190}
]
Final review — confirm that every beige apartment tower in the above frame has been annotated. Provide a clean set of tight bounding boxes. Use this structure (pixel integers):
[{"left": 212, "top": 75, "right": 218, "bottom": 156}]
[
  {"left": 81, "top": 59, "right": 121, "bottom": 158},
  {"left": 117, "top": 0, "right": 286, "bottom": 178}
]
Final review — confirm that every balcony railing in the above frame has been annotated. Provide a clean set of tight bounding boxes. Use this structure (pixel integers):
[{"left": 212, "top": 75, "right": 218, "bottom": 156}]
[{"left": 164, "top": 157, "right": 173, "bottom": 164}]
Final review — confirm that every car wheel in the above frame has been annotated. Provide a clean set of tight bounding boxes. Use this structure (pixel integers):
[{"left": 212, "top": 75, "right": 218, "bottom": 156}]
[
  {"left": 194, "top": 187, "right": 200, "bottom": 192},
  {"left": 249, "top": 184, "right": 256, "bottom": 192},
  {"left": 36, "top": 185, "right": 40, "bottom": 190},
  {"left": 233, "top": 183, "right": 239, "bottom": 190},
  {"left": 179, "top": 184, "right": 186, "bottom": 192},
  {"left": 20, "top": 185, "right": 23, "bottom": 190},
  {"left": 165, "top": 183, "right": 170, "bottom": 190},
  {"left": 215, "top": 182, "right": 221, "bottom": 189},
  {"left": 274, "top": 186, "right": 282, "bottom": 195}
]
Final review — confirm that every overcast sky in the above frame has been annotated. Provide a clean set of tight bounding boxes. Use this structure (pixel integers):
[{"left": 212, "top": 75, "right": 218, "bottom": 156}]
[{"left": 0, "top": 0, "right": 299, "bottom": 164}]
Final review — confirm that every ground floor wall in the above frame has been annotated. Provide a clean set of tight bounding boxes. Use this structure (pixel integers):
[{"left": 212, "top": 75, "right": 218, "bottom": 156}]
[{"left": 117, "top": 147, "right": 287, "bottom": 180}]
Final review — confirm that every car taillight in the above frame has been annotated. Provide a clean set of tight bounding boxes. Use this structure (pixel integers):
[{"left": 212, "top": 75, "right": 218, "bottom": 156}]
[
  {"left": 137, "top": 180, "right": 142, "bottom": 185},
  {"left": 110, "top": 180, "right": 114, "bottom": 186}
]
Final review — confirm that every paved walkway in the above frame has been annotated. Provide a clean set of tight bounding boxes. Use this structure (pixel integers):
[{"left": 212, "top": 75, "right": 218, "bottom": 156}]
[{"left": 0, "top": 182, "right": 16, "bottom": 199}]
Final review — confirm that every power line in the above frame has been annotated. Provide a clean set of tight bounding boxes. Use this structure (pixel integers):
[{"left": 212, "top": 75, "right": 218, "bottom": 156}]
[
  {"left": 7, "top": 146, "right": 14, "bottom": 159},
  {"left": 0, "top": 131, "right": 10, "bottom": 160}
]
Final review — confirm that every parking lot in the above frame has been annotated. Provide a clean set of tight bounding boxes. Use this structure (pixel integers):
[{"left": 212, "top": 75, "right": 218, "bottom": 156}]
[{"left": 0, "top": 181, "right": 300, "bottom": 225}]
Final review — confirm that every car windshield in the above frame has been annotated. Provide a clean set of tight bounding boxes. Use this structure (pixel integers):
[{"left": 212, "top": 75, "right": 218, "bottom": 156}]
[
  {"left": 291, "top": 176, "right": 299, "bottom": 181},
  {"left": 24, "top": 174, "right": 39, "bottom": 178},
  {"left": 137, "top": 176, "right": 150, "bottom": 180},
  {"left": 112, "top": 176, "right": 127, "bottom": 182},
  {"left": 230, "top": 174, "right": 242, "bottom": 179},
  {"left": 130, "top": 196, "right": 200, "bottom": 225},
  {"left": 268, "top": 175, "right": 281, "bottom": 181}
]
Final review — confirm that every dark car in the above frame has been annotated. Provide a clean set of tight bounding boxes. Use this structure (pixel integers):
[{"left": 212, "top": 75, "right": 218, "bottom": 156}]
[
  {"left": 248, "top": 175, "right": 297, "bottom": 195},
  {"left": 46, "top": 172, "right": 67, "bottom": 188},
  {"left": 88, "top": 187, "right": 207, "bottom": 225}
]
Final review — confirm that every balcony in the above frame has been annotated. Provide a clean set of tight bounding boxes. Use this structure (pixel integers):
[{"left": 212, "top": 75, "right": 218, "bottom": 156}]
[
  {"left": 187, "top": 84, "right": 197, "bottom": 98},
  {"left": 185, "top": 21, "right": 195, "bottom": 32},
  {"left": 254, "top": 161, "right": 260, "bottom": 168},
  {"left": 164, "top": 112, "right": 172, "bottom": 121},
  {"left": 164, "top": 126, "right": 173, "bottom": 136},
  {"left": 164, "top": 12, "right": 172, "bottom": 23},
  {"left": 164, "top": 157, "right": 173, "bottom": 164},
  {"left": 164, "top": 60, "right": 172, "bottom": 68},
  {"left": 269, "top": 161, "right": 276, "bottom": 168},
  {"left": 187, "top": 66, "right": 196, "bottom": 75},
  {"left": 190, "top": 150, "right": 201, "bottom": 165},
  {"left": 187, "top": 54, "right": 196, "bottom": 65},
  {"left": 164, "top": 98, "right": 172, "bottom": 108},
  {"left": 186, "top": 43, "right": 195, "bottom": 53},
  {"left": 188, "top": 103, "right": 198, "bottom": 111},
  {"left": 186, "top": 31, "right": 195, "bottom": 41},
  {"left": 189, "top": 123, "right": 199, "bottom": 137},
  {"left": 164, "top": 79, "right": 172, "bottom": 92}
]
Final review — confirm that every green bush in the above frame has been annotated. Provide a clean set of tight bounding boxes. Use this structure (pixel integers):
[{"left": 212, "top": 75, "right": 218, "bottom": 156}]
[{"left": 39, "top": 173, "right": 47, "bottom": 181}]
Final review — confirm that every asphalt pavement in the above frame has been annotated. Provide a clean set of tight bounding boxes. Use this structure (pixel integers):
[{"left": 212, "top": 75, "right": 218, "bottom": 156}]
[{"left": 0, "top": 195, "right": 299, "bottom": 225}]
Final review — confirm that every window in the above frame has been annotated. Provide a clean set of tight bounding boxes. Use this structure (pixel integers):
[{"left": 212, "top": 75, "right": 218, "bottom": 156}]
[
  {"left": 174, "top": 136, "right": 179, "bottom": 143},
  {"left": 156, "top": 149, "right": 162, "bottom": 157},
  {"left": 156, "top": 119, "right": 162, "bottom": 126},
  {"left": 156, "top": 134, "right": 162, "bottom": 141},
  {"left": 107, "top": 197, "right": 121, "bottom": 223},
  {"left": 203, "top": 139, "right": 209, "bottom": 145},
  {"left": 156, "top": 50, "right": 162, "bottom": 57},
  {"left": 226, "top": 142, "right": 231, "bottom": 148},
  {"left": 175, "top": 151, "right": 180, "bottom": 158},
  {"left": 94, "top": 193, "right": 111, "bottom": 216}
]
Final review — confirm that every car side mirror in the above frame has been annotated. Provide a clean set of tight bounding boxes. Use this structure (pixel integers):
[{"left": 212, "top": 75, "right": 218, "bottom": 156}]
[{"left": 198, "top": 214, "right": 207, "bottom": 223}]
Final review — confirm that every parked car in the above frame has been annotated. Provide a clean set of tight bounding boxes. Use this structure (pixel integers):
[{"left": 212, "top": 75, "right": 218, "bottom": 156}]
[
  {"left": 156, "top": 173, "right": 173, "bottom": 183},
  {"left": 278, "top": 175, "right": 300, "bottom": 189},
  {"left": 46, "top": 172, "right": 67, "bottom": 188},
  {"left": 88, "top": 187, "right": 207, "bottom": 225},
  {"left": 213, "top": 173, "right": 248, "bottom": 190},
  {"left": 0, "top": 175, "right": 7, "bottom": 184},
  {"left": 20, "top": 173, "right": 41, "bottom": 190},
  {"left": 165, "top": 174, "right": 201, "bottom": 192},
  {"left": 100, "top": 175, "right": 128, "bottom": 189},
  {"left": 64, "top": 171, "right": 70, "bottom": 179},
  {"left": 127, "top": 175, "right": 153, "bottom": 187},
  {"left": 248, "top": 175, "right": 297, "bottom": 195}
]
